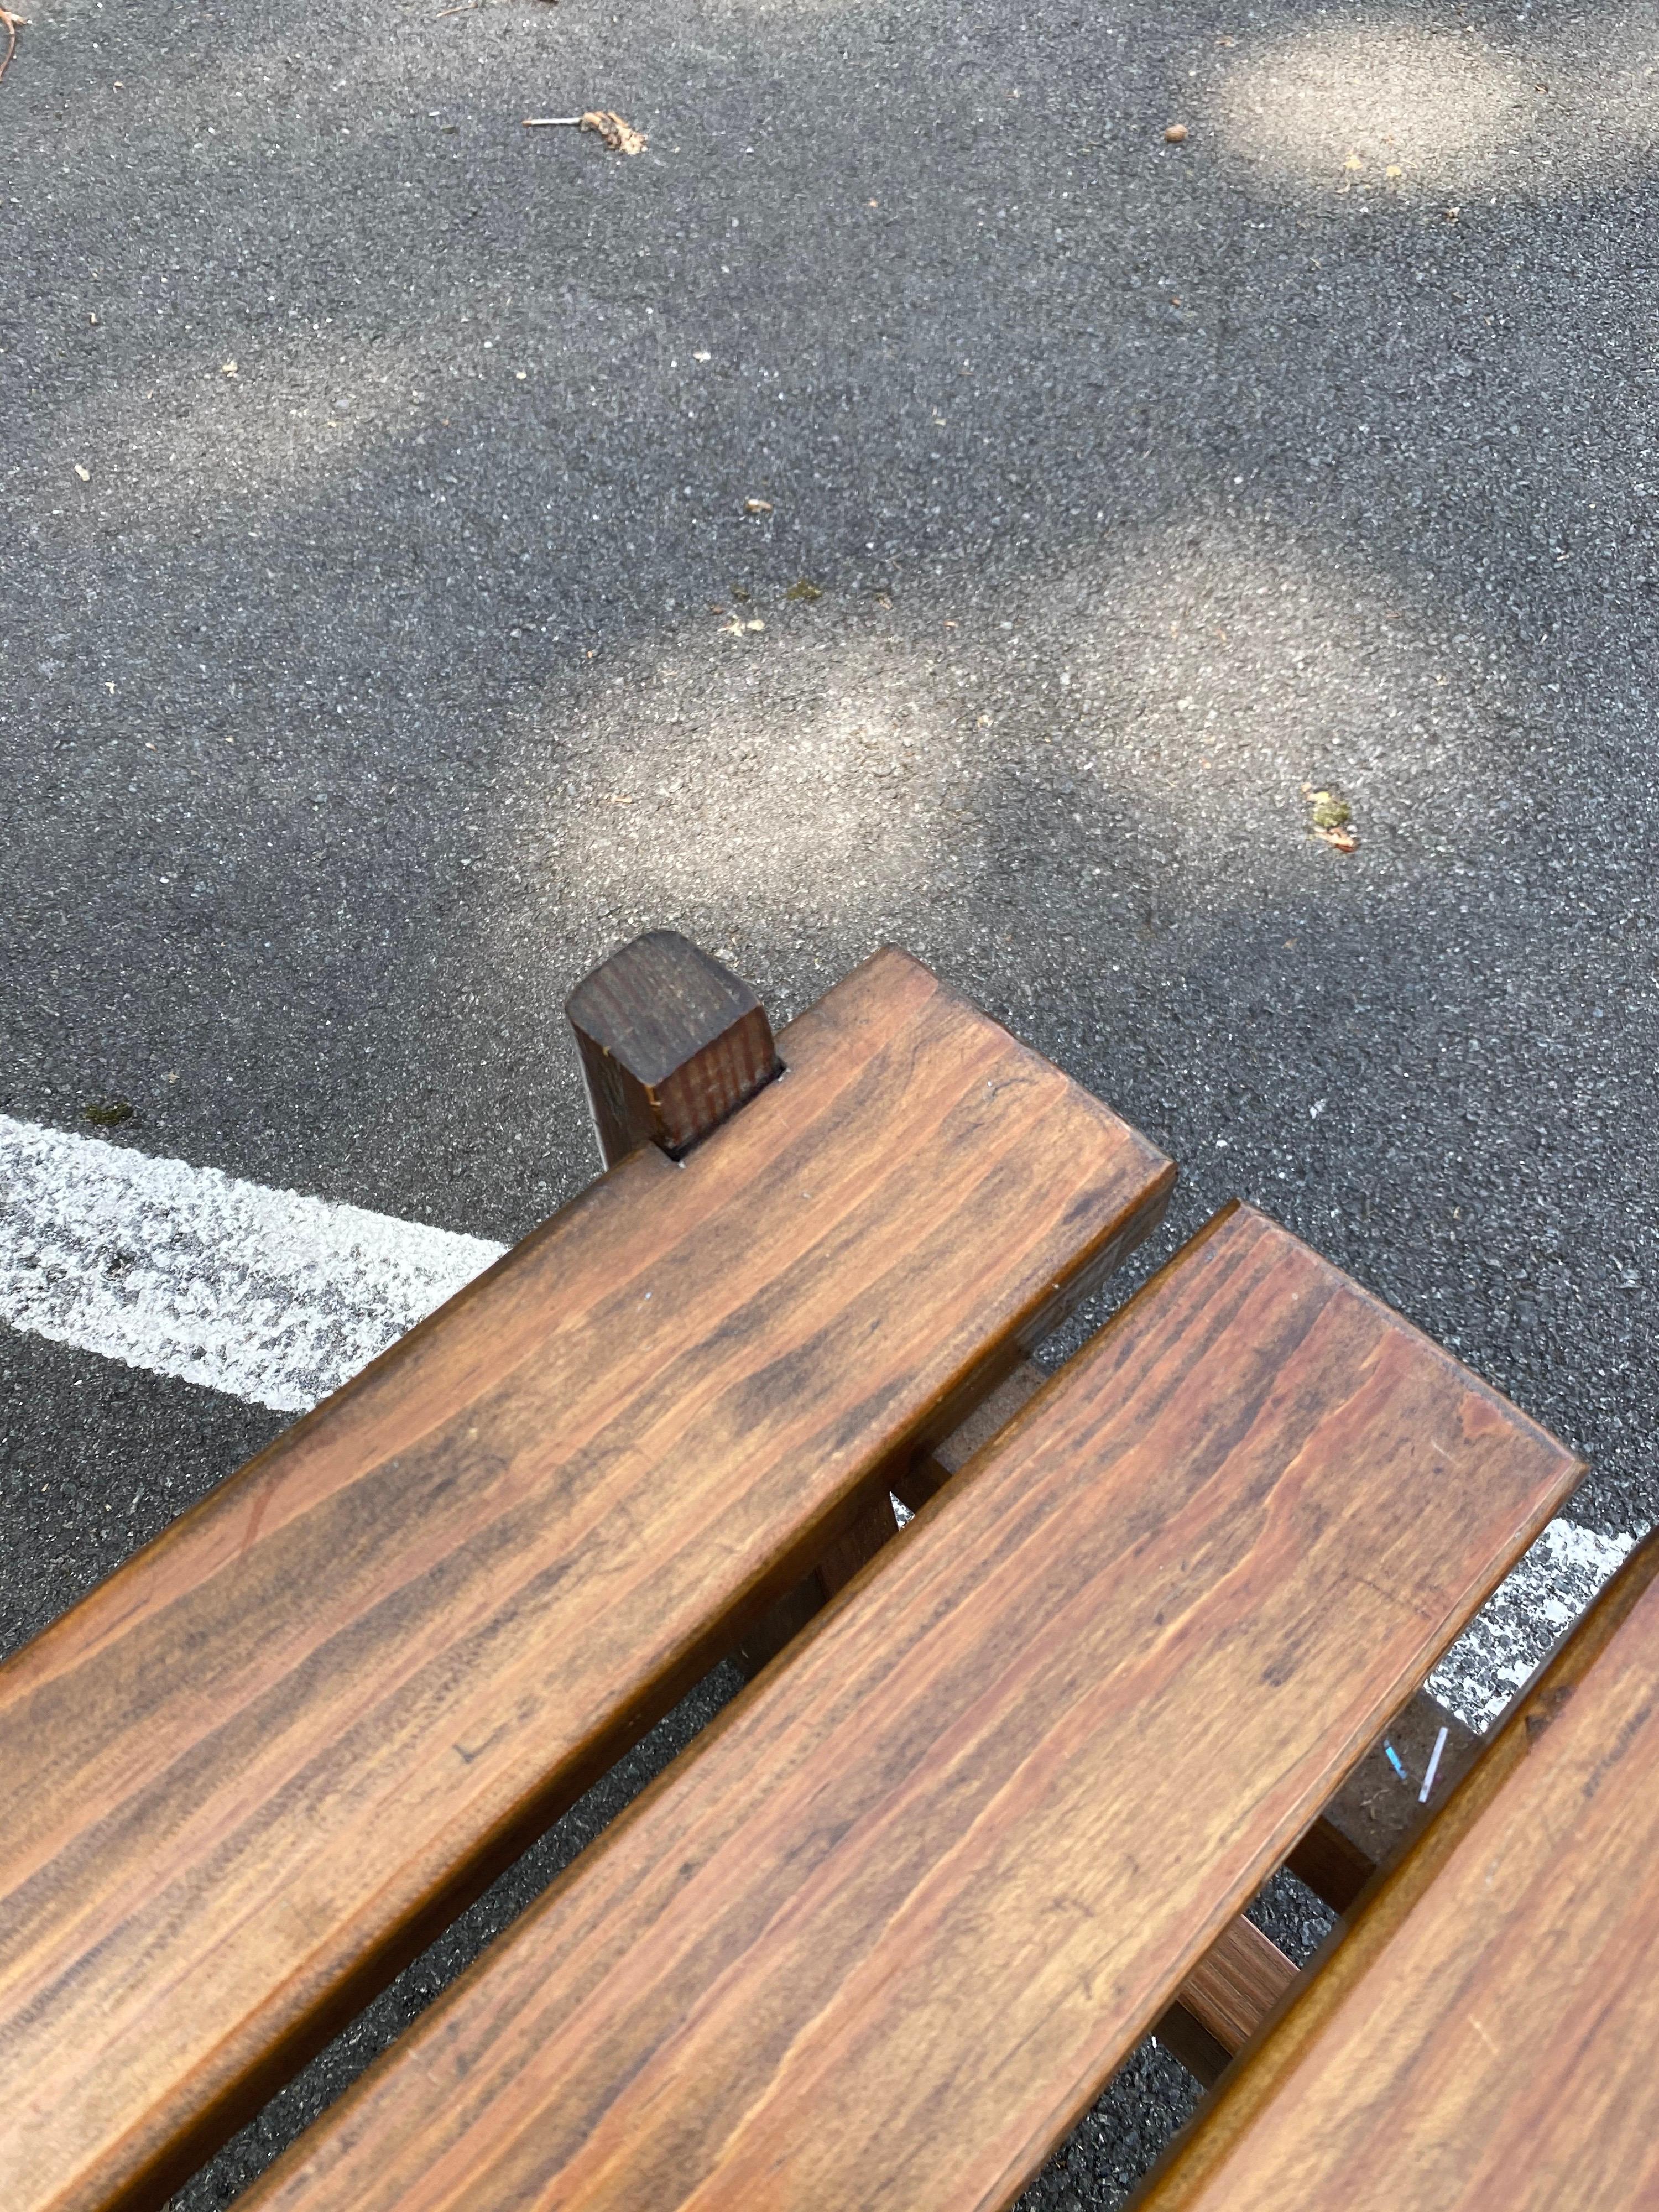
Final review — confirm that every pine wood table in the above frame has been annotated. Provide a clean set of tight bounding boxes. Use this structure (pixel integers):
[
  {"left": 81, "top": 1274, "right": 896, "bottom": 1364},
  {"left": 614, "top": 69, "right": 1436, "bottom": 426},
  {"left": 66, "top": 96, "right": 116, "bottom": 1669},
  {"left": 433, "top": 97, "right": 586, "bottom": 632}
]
[{"left": 0, "top": 936, "right": 1586, "bottom": 2212}]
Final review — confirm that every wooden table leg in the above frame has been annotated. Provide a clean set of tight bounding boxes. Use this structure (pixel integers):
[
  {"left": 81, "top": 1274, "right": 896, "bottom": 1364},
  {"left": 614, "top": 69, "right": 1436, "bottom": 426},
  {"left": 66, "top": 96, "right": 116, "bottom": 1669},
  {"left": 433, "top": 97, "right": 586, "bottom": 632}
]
[
  {"left": 565, "top": 928, "right": 781, "bottom": 1168},
  {"left": 565, "top": 932, "right": 894, "bottom": 1680}
]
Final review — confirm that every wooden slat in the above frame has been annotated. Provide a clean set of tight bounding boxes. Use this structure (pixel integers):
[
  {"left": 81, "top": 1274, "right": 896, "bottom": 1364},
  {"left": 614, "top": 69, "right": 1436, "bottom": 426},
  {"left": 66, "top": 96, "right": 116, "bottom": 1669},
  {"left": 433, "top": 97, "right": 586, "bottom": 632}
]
[
  {"left": 1131, "top": 1528, "right": 1659, "bottom": 2212},
  {"left": 1157, "top": 1682, "right": 1479, "bottom": 2091},
  {"left": 0, "top": 948, "right": 1174, "bottom": 2212},
  {"left": 237, "top": 1203, "right": 1580, "bottom": 2212}
]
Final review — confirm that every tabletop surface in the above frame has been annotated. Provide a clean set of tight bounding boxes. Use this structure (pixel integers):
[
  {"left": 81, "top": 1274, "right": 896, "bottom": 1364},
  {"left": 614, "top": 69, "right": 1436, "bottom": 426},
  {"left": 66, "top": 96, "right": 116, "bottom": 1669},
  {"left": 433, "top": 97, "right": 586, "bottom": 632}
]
[
  {"left": 239, "top": 1203, "right": 1580, "bottom": 2212},
  {"left": 0, "top": 948, "right": 1173, "bottom": 2212}
]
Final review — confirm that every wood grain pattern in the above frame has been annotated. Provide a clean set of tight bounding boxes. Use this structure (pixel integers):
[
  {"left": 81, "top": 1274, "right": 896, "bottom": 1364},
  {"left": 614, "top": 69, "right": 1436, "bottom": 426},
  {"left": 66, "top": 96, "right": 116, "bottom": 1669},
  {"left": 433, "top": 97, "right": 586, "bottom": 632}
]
[
  {"left": 1155, "top": 1919, "right": 1300, "bottom": 2088},
  {"left": 732, "top": 1483, "right": 904, "bottom": 1680},
  {"left": 0, "top": 949, "right": 1173, "bottom": 2212},
  {"left": 564, "top": 929, "right": 780, "bottom": 1166},
  {"left": 1131, "top": 1531, "right": 1659, "bottom": 2212},
  {"left": 239, "top": 1203, "right": 1581, "bottom": 2212}
]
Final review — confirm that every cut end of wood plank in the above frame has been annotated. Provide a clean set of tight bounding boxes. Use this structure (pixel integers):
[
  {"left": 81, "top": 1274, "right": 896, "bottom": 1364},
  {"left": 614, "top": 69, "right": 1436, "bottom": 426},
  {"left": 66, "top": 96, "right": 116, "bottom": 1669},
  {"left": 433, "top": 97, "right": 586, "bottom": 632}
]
[
  {"left": 1171, "top": 1916, "right": 1301, "bottom": 2058},
  {"left": 565, "top": 930, "right": 781, "bottom": 1167},
  {"left": 1156, "top": 1917, "right": 1300, "bottom": 2088}
]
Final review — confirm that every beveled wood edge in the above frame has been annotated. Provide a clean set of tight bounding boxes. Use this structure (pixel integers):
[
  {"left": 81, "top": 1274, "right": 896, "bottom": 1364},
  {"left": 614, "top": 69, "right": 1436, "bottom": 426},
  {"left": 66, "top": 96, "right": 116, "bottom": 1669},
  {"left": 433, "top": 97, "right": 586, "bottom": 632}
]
[
  {"left": 746, "top": 1361, "right": 1048, "bottom": 1676},
  {"left": 895, "top": 1359, "right": 1048, "bottom": 1513},
  {"left": 1127, "top": 1524, "right": 1659, "bottom": 2210},
  {"left": 1285, "top": 1687, "right": 1480, "bottom": 1915}
]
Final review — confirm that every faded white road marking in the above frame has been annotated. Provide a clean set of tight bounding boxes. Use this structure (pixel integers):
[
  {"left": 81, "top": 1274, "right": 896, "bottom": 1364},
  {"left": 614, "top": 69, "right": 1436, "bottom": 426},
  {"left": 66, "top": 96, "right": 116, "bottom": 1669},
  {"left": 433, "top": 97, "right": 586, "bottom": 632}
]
[
  {"left": 0, "top": 1115, "right": 1642, "bottom": 1725},
  {"left": 1430, "top": 1517, "right": 1637, "bottom": 1733},
  {"left": 0, "top": 1115, "right": 505, "bottom": 1412}
]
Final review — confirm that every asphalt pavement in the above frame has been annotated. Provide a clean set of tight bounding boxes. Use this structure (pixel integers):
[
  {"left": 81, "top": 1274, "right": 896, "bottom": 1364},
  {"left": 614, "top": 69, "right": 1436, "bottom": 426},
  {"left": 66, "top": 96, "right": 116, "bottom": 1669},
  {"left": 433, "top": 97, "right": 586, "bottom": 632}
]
[{"left": 3, "top": 0, "right": 1656, "bottom": 2202}]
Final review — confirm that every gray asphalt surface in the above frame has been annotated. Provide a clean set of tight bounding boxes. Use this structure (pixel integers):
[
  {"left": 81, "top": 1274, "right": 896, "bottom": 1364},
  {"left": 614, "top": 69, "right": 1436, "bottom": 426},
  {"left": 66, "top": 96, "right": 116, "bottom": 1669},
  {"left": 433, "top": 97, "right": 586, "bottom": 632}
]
[{"left": 3, "top": 0, "right": 1656, "bottom": 2201}]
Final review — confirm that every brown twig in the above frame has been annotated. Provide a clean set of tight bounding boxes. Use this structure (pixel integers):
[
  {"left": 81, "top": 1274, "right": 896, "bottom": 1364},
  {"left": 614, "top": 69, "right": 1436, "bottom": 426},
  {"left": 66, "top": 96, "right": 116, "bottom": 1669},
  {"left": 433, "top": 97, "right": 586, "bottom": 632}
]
[{"left": 0, "top": 8, "right": 28, "bottom": 90}]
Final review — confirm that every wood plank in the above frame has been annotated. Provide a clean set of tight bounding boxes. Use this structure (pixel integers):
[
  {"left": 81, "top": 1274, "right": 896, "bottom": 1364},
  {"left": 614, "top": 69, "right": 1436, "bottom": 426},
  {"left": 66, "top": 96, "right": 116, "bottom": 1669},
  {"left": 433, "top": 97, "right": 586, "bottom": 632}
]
[
  {"left": 0, "top": 948, "right": 1174, "bottom": 2212},
  {"left": 236, "top": 1203, "right": 1581, "bottom": 2212},
  {"left": 1130, "top": 1530, "right": 1659, "bottom": 2212}
]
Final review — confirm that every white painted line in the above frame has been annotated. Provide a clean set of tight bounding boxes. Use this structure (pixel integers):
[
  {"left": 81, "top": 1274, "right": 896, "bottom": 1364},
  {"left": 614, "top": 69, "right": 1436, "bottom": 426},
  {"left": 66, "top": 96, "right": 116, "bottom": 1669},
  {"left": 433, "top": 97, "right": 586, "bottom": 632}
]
[
  {"left": 1429, "top": 1517, "right": 1638, "bottom": 1733},
  {"left": 1, "top": 1112, "right": 1644, "bottom": 1734},
  {"left": 0, "top": 1115, "right": 505, "bottom": 1412}
]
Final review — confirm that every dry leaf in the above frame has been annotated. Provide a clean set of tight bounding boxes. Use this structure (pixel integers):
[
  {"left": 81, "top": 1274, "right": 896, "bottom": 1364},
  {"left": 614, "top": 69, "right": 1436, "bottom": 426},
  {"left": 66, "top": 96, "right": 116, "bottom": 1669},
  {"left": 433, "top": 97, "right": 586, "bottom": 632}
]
[
  {"left": 580, "top": 109, "right": 646, "bottom": 155},
  {"left": 1164, "top": 122, "right": 1188, "bottom": 144},
  {"left": 0, "top": 7, "right": 25, "bottom": 91},
  {"left": 786, "top": 577, "right": 823, "bottom": 602},
  {"left": 743, "top": 498, "right": 773, "bottom": 514},
  {"left": 1304, "top": 785, "right": 1358, "bottom": 853}
]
